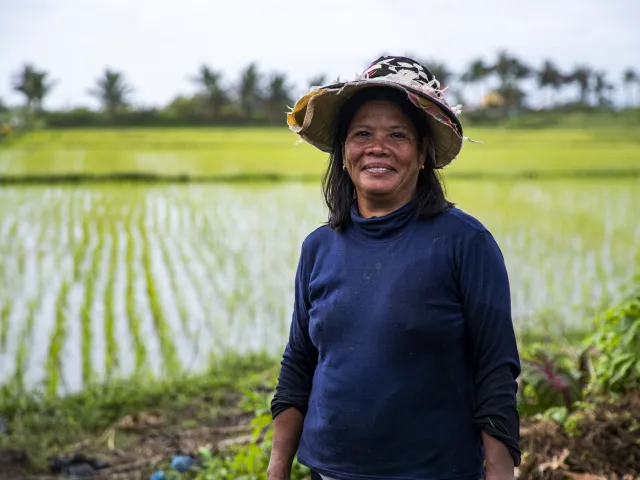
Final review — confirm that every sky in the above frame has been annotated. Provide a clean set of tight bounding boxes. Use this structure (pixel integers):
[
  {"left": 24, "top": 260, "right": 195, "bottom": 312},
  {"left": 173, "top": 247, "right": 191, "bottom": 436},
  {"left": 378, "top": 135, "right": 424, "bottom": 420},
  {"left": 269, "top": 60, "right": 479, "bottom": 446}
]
[{"left": 1, "top": 0, "right": 639, "bottom": 110}]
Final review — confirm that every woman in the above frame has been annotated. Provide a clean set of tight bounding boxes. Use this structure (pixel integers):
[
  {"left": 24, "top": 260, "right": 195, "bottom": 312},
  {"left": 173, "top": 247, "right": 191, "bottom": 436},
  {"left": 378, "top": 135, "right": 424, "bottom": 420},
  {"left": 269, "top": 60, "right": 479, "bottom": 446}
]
[{"left": 268, "top": 56, "right": 521, "bottom": 480}]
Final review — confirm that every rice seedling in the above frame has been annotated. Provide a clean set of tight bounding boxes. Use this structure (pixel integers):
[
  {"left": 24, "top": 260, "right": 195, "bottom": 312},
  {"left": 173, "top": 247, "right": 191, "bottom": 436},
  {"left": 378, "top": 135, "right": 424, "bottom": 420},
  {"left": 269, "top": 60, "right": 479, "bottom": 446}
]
[
  {"left": 13, "top": 300, "right": 37, "bottom": 391},
  {"left": 140, "top": 221, "right": 181, "bottom": 378},
  {"left": 103, "top": 233, "right": 118, "bottom": 379},
  {"left": 125, "top": 280, "right": 146, "bottom": 374},
  {"left": 0, "top": 303, "right": 9, "bottom": 352},
  {"left": 125, "top": 207, "right": 149, "bottom": 376},
  {"left": 156, "top": 225, "right": 191, "bottom": 335},
  {"left": 46, "top": 277, "right": 71, "bottom": 397},
  {"left": 79, "top": 224, "right": 101, "bottom": 386}
]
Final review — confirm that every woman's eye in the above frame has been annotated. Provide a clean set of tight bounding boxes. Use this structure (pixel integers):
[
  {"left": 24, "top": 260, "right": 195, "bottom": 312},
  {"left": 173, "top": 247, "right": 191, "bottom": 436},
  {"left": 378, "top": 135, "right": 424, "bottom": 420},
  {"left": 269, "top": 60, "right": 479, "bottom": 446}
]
[{"left": 391, "top": 132, "right": 406, "bottom": 138}]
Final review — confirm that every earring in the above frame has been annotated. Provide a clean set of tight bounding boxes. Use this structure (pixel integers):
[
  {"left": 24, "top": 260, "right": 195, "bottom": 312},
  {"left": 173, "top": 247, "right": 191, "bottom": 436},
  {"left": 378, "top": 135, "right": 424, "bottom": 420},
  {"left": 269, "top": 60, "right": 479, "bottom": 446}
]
[
  {"left": 420, "top": 164, "right": 425, "bottom": 170},
  {"left": 343, "top": 164, "right": 347, "bottom": 171}
]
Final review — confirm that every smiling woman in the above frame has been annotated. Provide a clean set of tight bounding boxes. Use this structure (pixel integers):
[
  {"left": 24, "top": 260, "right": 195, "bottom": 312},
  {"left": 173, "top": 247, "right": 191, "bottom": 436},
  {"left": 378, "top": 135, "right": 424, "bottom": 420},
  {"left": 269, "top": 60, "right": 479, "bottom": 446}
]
[
  {"left": 269, "top": 56, "right": 521, "bottom": 480},
  {"left": 324, "top": 86, "right": 450, "bottom": 226}
]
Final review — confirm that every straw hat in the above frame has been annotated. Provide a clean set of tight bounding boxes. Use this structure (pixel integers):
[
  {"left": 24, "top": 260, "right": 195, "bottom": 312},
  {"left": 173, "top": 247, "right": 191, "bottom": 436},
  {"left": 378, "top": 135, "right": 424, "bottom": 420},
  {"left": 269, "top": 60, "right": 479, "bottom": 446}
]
[{"left": 287, "top": 55, "right": 466, "bottom": 168}]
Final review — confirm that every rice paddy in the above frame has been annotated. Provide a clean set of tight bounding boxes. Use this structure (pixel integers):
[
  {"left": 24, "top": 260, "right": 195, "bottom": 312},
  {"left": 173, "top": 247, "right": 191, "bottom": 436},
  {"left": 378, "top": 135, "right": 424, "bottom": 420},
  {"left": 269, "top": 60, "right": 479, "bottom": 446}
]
[
  {"left": 2, "top": 126, "right": 640, "bottom": 178},
  {"left": 0, "top": 127, "right": 639, "bottom": 396}
]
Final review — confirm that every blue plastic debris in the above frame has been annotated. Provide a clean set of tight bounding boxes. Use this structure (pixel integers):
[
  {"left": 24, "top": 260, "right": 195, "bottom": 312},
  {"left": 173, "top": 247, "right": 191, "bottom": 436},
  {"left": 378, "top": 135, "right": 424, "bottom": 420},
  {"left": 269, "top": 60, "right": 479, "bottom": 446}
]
[
  {"left": 66, "top": 463, "right": 95, "bottom": 478},
  {"left": 170, "top": 455, "right": 194, "bottom": 472},
  {"left": 149, "top": 470, "right": 165, "bottom": 480},
  {"left": 49, "top": 453, "right": 110, "bottom": 476}
]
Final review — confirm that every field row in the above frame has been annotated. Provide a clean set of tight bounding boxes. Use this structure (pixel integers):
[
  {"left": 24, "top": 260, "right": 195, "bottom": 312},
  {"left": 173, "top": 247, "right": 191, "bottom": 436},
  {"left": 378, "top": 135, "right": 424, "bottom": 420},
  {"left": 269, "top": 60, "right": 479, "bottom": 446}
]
[
  {"left": 0, "top": 184, "right": 319, "bottom": 395},
  {"left": 1, "top": 127, "right": 640, "bottom": 178},
  {"left": 0, "top": 179, "right": 639, "bottom": 394}
]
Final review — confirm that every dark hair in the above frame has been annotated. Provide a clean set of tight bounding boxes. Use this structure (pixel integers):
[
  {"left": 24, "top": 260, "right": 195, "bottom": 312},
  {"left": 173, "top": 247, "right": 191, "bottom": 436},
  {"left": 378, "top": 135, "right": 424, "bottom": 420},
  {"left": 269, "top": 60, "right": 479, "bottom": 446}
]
[{"left": 321, "top": 86, "right": 454, "bottom": 231}]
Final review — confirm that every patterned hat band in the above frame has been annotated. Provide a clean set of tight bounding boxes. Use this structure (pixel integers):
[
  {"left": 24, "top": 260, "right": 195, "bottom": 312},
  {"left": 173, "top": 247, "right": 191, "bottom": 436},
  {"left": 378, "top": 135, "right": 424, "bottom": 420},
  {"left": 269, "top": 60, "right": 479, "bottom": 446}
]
[
  {"left": 360, "top": 57, "right": 447, "bottom": 101},
  {"left": 287, "top": 55, "right": 470, "bottom": 168}
]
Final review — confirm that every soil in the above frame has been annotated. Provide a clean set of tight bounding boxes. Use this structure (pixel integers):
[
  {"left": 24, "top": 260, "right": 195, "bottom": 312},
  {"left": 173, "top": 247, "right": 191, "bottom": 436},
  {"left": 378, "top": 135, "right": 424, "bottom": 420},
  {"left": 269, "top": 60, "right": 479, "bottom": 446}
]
[
  {"left": 1, "top": 391, "right": 638, "bottom": 480},
  {"left": 0, "top": 391, "right": 257, "bottom": 480},
  {"left": 518, "top": 391, "right": 640, "bottom": 480}
]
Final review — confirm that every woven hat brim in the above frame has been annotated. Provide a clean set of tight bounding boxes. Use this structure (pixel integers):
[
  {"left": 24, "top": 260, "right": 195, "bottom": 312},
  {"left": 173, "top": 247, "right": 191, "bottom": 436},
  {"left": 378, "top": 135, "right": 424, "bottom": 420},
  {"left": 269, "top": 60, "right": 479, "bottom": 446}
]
[{"left": 287, "top": 80, "right": 464, "bottom": 168}]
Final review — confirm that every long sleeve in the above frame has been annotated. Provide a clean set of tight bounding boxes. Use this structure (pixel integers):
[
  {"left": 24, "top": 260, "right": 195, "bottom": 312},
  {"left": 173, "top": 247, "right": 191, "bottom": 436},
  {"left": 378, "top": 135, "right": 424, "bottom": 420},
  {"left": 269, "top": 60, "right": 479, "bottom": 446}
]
[
  {"left": 271, "top": 249, "right": 319, "bottom": 419},
  {"left": 457, "top": 230, "right": 522, "bottom": 467}
]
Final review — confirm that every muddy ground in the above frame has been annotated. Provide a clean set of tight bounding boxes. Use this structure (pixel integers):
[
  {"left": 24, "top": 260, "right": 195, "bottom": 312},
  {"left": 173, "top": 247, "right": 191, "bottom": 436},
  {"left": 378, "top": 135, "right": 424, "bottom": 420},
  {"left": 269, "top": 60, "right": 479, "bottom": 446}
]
[
  {"left": 1, "top": 391, "right": 638, "bottom": 480},
  {"left": 518, "top": 391, "right": 640, "bottom": 480}
]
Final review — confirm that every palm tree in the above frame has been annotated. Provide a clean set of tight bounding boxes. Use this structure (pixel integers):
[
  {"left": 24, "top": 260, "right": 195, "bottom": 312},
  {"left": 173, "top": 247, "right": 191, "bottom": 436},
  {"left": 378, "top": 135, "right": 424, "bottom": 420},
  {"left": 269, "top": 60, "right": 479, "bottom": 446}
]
[
  {"left": 88, "top": 68, "right": 133, "bottom": 116},
  {"left": 460, "top": 58, "right": 492, "bottom": 106},
  {"left": 568, "top": 66, "right": 592, "bottom": 106},
  {"left": 190, "top": 64, "right": 229, "bottom": 119},
  {"left": 537, "top": 60, "right": 564, "bottom": 108},
  {"left": 238, "top": 62, "right": 263, "bottom": 120},
  {"left": 622, "top": 68, "right": 638, "bottom": 107},
  {"left": 493, "top": 51, "right": 531, "bottom": 87},
  {"left": 12, "top": 64, "right": 56, "bottom": 113},
  {"left": 593, "top": 71, "right": 614, "bottom": 108},
  {"left": 491, "top": 50, "right": 531, "bottom": 115},
  {"left": 265, "top": 73, "right": 293, "bottom": 122}
]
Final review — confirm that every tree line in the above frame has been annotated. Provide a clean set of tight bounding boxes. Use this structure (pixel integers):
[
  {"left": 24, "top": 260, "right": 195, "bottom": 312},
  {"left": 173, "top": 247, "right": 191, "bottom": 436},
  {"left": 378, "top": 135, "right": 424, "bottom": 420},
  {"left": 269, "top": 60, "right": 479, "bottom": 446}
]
[{"left": 1, "top": 50, "right": 639, "bottom": 128}]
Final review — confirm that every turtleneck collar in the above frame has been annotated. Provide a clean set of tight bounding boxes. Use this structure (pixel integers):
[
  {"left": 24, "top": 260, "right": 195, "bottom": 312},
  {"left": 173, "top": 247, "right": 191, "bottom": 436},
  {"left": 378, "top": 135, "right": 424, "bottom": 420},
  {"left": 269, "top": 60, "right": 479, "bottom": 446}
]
[{"left": 349, "top": 198, "right": 418, "bottom": 241}]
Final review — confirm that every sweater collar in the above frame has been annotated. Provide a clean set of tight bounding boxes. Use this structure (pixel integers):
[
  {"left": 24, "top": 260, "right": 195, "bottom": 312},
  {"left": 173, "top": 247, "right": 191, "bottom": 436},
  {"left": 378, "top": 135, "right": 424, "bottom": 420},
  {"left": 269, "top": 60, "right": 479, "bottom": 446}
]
[{"left": 349, "top": 199, "right": 418, "bottom": 240}]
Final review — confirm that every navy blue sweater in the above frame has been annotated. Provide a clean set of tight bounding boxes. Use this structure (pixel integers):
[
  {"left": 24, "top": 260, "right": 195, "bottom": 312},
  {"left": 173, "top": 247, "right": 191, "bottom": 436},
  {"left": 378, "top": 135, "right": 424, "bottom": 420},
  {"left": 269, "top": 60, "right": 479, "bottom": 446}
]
[{"left": 272, "top": 200, "right": 521, "bottom": 480}]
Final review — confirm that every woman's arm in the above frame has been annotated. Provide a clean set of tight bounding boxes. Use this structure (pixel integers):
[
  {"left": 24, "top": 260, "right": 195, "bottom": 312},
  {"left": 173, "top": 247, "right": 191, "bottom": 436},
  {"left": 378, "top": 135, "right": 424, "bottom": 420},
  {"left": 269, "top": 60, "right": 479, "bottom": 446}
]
[
  {"left": 268, "top": 407, "right": 305, "bottom": 479},
  {"left": 482, "top": 431, "right": 516, "bottom": 479},
  {"left": 457, "top": 229, "right": 522, "bottom": 476},
  {"left": 269, "top": 250, "right": 318, "bottom": 479}
]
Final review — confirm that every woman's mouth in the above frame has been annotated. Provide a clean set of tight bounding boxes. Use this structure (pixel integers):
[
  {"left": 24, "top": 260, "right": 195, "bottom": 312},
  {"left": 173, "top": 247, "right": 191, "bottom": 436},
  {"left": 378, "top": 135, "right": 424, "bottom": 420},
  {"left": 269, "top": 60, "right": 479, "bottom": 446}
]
[{"left": 363, "top": 164, "right": 394, "bottom": 173}]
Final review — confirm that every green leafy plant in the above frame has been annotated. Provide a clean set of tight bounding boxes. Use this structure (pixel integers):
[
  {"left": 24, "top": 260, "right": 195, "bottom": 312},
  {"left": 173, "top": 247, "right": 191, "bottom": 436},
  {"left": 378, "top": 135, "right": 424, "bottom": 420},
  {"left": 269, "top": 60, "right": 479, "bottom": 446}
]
[
  {"left": 518, "top": 343, "right": 584, "bottom": 416},
  {"left": 166, "top": 390, "right": 311, "bottom": 479},
  {"left": 583, "top": 281, "right": 640, "bottom": 396}
]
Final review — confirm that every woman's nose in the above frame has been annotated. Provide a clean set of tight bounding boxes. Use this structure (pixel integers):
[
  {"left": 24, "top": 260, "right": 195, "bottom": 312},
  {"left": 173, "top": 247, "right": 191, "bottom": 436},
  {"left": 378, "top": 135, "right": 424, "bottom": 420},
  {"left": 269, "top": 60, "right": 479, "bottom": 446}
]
[{"left": 365, "top": 134, "right": 388, "bottom": 155}]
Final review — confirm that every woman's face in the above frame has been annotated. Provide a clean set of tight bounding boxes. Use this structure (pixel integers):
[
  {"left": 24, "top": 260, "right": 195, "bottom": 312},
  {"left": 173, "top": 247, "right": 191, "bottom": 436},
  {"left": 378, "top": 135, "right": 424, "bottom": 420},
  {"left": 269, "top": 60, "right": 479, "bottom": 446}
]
[{"left": 344, "top": 99, "right": 426, "bottom": 209}]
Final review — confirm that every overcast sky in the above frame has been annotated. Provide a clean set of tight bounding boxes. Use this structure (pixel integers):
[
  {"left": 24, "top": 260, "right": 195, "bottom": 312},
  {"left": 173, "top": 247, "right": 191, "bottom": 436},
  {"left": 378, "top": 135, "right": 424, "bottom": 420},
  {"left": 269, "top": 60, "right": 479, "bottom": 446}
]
[{"left": 1, "top": 0, "right": 638, "bottom": 110}]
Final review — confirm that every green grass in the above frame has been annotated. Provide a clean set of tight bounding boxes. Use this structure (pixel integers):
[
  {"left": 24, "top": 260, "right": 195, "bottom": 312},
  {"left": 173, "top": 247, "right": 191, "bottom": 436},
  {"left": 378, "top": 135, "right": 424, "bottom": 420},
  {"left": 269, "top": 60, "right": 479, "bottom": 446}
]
[
  {"left": 0, "top": 326, "right": 607, "bottom": 476},
  {"left": 0, "top": 324, "right": 595, "bottom": 474},
  {"left": 447, "top": 127, "right": 640, "bottom": 175},
  {"left": 0, "top": 128, "right": 325, "bottom": 179},
  {"left": 1, "top": 126, "right": 639, "bottom": 179},
  {"left": 0, "top": 352, "right": 277, "bottom": 473}
]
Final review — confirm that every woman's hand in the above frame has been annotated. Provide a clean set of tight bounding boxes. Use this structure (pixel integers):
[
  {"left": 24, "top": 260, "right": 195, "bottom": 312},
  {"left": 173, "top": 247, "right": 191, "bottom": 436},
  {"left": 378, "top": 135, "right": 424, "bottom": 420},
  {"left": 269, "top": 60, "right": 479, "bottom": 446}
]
[
  {"left": 266, "top": 462, "right": 291, "bottom": 480},
  {"left": 267, "top": 407, "right": 305, "bottom": 480},
  {"left": 267, "top": 446, "right": 293, "bottom": 480},
  {"left": 482, "top": 432, "right": 515, "bottom": 479}
]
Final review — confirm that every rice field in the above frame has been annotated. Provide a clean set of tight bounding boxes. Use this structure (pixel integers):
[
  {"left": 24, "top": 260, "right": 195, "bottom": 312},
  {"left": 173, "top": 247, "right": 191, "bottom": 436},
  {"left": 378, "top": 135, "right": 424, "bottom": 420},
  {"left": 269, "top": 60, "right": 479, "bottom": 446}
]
[
  {"left": 2, "top": 126, "right": 640, "bottom": 178},
  {"left": 0, "top": 127, "right": 639, "bottom": 396}
]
